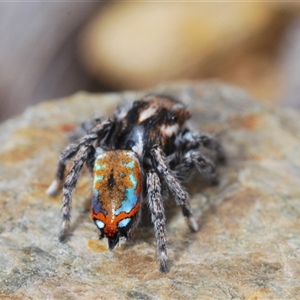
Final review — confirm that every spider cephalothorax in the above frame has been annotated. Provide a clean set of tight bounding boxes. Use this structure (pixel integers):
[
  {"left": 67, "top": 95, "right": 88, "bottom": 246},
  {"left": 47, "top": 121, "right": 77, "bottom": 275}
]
[{"left": 47, "top": 94, "right": 225, "bottom": 272}]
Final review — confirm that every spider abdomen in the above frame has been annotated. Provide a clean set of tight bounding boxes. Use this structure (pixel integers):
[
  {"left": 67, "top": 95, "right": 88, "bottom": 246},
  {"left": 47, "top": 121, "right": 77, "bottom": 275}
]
[{"left": 91, "top": 150, "right": 142, "bottom": 249}]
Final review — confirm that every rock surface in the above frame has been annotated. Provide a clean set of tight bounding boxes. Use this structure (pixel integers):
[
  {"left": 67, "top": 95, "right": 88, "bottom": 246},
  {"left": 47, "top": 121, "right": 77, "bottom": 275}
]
[{"left": 0, "top": 81, "right": 300, "bottom": 299}]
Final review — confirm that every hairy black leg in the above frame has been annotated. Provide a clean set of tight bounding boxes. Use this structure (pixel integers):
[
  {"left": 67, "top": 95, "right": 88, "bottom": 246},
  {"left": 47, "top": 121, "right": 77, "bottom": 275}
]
[
  {"left": 178, "top": 130, "right": 226, "bottom": 164},
  {"left": 150, "top": 145, "right": 199, "bottom": 232},
  {"left": 86, "top": 146, "right": 96, "bottom": 174},
  {"left": 175, "top": 150, "right": 217, "bottom": 183},
  {"left": 68, "top": 117, "right": 105, "bottom": 142},
  {"left": 147, "top": 169, "right": 168, "bottom": 272},
  {"left": 197, "top": 133, "right": 226, "bottom": 164},
  {"left": 46, "top": 118, "right": 112, "bottom": 196},
  {"left": 150, "top": 145, "right": 188, "bottom": 204},
  {"left": 59, "top": 145, "right": 91, "bottom": 241}
]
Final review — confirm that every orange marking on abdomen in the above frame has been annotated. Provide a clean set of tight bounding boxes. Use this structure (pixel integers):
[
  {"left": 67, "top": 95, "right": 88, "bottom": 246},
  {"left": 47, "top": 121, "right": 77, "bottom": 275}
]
[{"left": 91, "top": 201, "right": 141, "bottom": 237}]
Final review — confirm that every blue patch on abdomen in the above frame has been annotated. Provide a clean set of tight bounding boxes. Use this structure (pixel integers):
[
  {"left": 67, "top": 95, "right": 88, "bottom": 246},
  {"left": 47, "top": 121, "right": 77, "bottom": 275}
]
[
  {"left": 114, "top": 171, "right": 140, "bottom": 215},
  {"left": 92, "top": 190, "right": 107, "bottom": 215}
]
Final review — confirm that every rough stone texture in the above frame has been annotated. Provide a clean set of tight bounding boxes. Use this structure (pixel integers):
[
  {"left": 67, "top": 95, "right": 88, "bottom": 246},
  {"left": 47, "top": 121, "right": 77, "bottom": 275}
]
[{"left": 0, "top": 81, "right": 300, "bottom": 299}]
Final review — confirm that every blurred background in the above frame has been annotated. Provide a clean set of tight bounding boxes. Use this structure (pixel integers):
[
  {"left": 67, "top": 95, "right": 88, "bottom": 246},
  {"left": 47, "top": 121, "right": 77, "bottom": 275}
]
[{"left": 1, "top": 1, "right": 300, "bottom": 122}]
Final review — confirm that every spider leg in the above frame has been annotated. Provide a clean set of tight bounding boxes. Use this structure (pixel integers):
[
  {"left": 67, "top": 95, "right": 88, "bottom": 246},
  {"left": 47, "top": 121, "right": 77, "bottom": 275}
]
[
  {"left": 86, "top": 146, "right": 96, "bottom": 174},
  {"left": 179, "top": 130, "right": 226, "bottom": 164},
  {"left": 150, "top": 145, "right": 199, "bottom": 233},
  {"left": 67, "top": 117, "right": 105, "bottom": 142},
  {"left": 146, "top": 169, "right": 168, "bottom": 272},
  {"left": 60, "top": 145, "right": 93, "bottom": 241},
  {"left": 174, "top": 150, "right": 217, "bottom": 184},
  {"left": 46, "top": 118, "right": 112, "bottom": 196}
]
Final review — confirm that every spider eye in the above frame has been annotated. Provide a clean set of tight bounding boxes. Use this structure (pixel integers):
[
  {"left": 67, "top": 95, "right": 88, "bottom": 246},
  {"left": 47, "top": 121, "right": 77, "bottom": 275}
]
[{"left": 167, "top": 112, "right": 178, "bottom": 122}]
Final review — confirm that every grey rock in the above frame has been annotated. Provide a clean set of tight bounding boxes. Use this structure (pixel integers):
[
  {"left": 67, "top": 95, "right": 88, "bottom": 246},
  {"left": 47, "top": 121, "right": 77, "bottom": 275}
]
[{"left": 0, "top": 81, "right": 299, "bottom": 299}]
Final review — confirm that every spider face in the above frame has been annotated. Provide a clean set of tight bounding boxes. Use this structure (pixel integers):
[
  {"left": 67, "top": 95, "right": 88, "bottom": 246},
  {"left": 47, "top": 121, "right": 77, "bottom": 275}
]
[
  {"left": 91, "top": 150, "right": 142, "bottom": 250},
  {"left": 47, "top": 94, "right": 225, "bottom": 272}
]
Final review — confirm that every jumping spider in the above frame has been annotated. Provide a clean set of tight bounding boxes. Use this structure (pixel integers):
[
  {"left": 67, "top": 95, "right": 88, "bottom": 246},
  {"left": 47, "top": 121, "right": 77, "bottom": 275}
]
[{"left": 47, "top": 94, "right": 225, "bottom": 272}]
